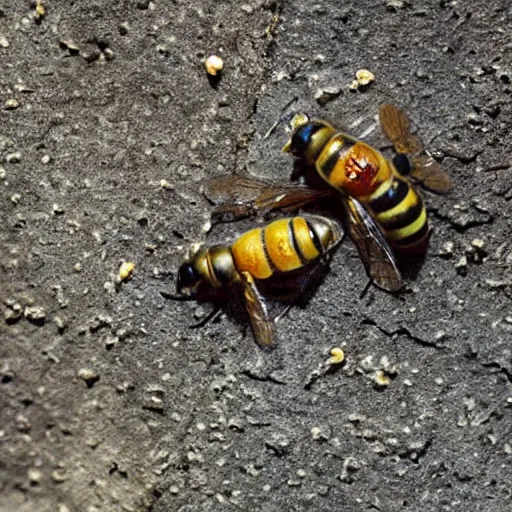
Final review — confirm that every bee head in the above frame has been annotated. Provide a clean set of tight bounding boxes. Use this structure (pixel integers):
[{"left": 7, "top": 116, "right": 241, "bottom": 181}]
[
  {"left": 282, "top": 113, "right": 311, "bottom": 154},
  {"left": 176, "top": 262, "right": 202, "bottom": 296},
  {"left": 175, "top": 244, "right": 206, "bottom": 296}
]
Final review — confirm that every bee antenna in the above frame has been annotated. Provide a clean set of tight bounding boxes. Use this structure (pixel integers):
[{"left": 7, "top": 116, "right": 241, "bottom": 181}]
[
  {"left": 160, "top": 291, "right": 195, "bottom": 301},
  {"left": 189, "top": 307, "right": 222, "bottom": 328},
  {"left": 262, "top": 96, "right": 299, "bottom": 140}
]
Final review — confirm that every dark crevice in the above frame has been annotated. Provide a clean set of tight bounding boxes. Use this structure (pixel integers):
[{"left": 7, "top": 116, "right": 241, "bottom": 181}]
[
  {"left": 480, "top": 360, "right": 512, "bottom": 383},
  {"left": 362, "top": 318, "right": 445, "bottom": 349},
  {"left": 241, "top": 369, "right": 287, "bottom": 385}
]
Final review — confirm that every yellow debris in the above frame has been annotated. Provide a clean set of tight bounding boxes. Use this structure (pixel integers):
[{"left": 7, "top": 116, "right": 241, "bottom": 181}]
[
  {"left": 205, "top": 55, "right": 223, "bottom": 76},
  {"left": 119, "top": 261, "right": 135, "bottom": 282},
  {"left": 328, "top": 347, "right": 345, "bottom": 365},
  {"left": 35, "top": 1, "right": 45, "bottom": 18},
  {"left": 374, "top": 370, "right": 391, "bottom": 387},
  {"left": 349, "top": 69, "right": 375, "bottom": 90},
  {"left": 356, "top": 69, "right": 375, "bottom": 85}
]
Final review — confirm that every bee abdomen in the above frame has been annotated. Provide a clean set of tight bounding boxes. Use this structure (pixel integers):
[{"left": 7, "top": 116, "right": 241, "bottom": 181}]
[
  {"left": 231, "top": 227, "right": 273, "bottom": 280},
  {"left": 231, "top": 216, "right": 341, "bottom": 280},
  {"left": 370, "top": 176, "right": 429, "bottom": 250}
]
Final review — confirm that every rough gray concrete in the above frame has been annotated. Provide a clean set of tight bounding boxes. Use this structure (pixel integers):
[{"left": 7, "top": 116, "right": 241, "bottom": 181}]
[{"left": 1, "top": 1, "right": 511, "bottom": 511}]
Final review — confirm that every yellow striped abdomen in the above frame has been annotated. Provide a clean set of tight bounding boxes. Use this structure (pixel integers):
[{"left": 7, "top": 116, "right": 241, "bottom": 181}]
[
  {"left": 230, "top": 216, "right": 337, "bottom": 280},
  {"left": 231, "top": 227, "right": 273, "bottom": 280},
  {"left": 366, "top": 174, "right": 429, "bottom": 250}
]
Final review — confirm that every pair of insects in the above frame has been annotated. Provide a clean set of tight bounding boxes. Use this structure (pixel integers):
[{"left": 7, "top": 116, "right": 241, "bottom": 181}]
[{"left": 169, "top": 104, "right": 452, "bottom": 349}]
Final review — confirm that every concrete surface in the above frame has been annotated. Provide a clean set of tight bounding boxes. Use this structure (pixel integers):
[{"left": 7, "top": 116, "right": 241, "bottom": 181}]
[{"left": 1, "top": 0, "right": 511, "bottom": 511}]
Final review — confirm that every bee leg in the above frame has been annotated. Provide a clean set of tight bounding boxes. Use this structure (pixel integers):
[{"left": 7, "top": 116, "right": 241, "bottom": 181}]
[
  {"left": 263, "top": 97, "right": 299, "bottom": 140},
  {"left": 160, "top": 291, "right": 195, "bottom": 301},
  {"left": 189, "top": 307, "right": 222, "bottom": 329},
  {"left": 359, "top": 278, "right": 374, "bottom": 299},
  {"left": 320, "top": 233, "right": 346, "bottom": 265},
  {"left": 272, "top": 304, "right": 292, "bottom": 324}
]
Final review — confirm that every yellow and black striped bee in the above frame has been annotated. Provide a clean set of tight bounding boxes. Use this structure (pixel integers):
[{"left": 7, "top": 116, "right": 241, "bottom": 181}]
[
  {"left": 283, "top": 104, "right": 452, "bottom": 252},
  {"left": 204, "top": 104, "right": 452, "bottom": 293},
  {"left": 167, "top": 215, "right": 343, "bottom": 349}
]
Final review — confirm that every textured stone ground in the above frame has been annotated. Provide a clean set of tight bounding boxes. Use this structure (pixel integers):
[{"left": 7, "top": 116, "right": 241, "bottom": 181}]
[{"left": 1, "top": 1, "right": 511, "bottom": 511}]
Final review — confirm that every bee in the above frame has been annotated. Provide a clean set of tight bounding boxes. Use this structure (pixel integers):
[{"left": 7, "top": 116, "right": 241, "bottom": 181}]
[
  {"left": 204, "top": 104, "right": 452, "bottom": 293},
  {"left": 283, "top": 104, "right": 452, "bottom": 252},
  {"left": 166, "top": 215, "right": 343, "bottom": 349}
]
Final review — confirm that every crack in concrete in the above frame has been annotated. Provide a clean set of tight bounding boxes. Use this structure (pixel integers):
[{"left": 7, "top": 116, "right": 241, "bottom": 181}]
[{"left": 362, "top": 318, "right": 445, "bottom": 349}]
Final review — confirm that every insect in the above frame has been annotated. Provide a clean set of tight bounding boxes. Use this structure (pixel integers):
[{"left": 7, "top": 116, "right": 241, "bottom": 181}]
[
  {"left": 283, "top": 104, "right": 452, "bottom": 252},
  {"left": 205, "top": 104, "right": 452, "bottom": 293},
  {"left": 166, "top": 215, "right": 343, "bottom": 349}
]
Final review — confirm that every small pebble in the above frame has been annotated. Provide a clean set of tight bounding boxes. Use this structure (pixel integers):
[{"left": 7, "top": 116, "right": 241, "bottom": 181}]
[
  {"left": 119, "top": 22, "right": 130, "bottom": 35},
  {"left": 54, "top": 316, "right": 67, "bottom": 333},
  {"left": 41, "top": 154, "right": 51, "bottom": 164},
  {"left": 387, "top": 0, "right": 405, "bottom": 9},
  {"left": 6, "top": 152, "right": 21, "bottom": 163},
  {"left": 454, "top": 255, "right": 468, "bottom": 276},
  {"left": 51, "top": 470, "right": 68, "bottom": 483},
  {"left": 205, "top": 55, "right": 223, "bottom": 76},
  {"left": 5, "top": 99, "right": 19, "bottom": 110},
  {"left": 59, "top": 39, "right": 80, "bottom": 54},
  {"left": 119, "top": 261, "right": 135, "bottom": 282},
  {"left": 24, "top": 306, "right": 47, "bottom": 324},
  {"left": 77, "top": 368, "right": 100, "bottom": 388},
  {"left": 144, "top": 395, "right": 164, "bottom": 413},
  {"left": 10, "top": 193, "right": 21, "bottom": 204},
  {"left": 438, "top": 241, "right": 454, "bottom": 258},
  {"left": 314, "top": 86, "right": 341, "bottom": 105},
  {"left": 28, "top": 468, "right": 42, "bottom": 485},
  {"left": 4, "top": 304, "right": 23, "bottom": 324},
  {"left": 160, "top": 179, "right": 173, "bottom": 189},
  {"left": 103, "top": 48, "right": 114, "bottom": 61},
  {"left": 53, "top": 204, "right": 65, "bottom": 215},
  {"left": 0, "top": 35, "right": 9, "bottom": 48}
]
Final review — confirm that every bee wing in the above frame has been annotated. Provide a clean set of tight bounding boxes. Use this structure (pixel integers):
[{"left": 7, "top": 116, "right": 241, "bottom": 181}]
[
  {"left": 379, "top": 103, "right": 423, "bottom": 154},
  {"left": 344, "top": 197, "right": 403, "bottom": 293},
  {"left": 204, "top": 175, "right": 268, "bottom": 205},
  {"left": 410, "top": 155, "right": 453, "bottom": 194},
  {"left": 204, "top": 174, "right": 332, "bottom": 222},
  {"left": 240, "top": 271, "right": 276, "bottom": 350}
]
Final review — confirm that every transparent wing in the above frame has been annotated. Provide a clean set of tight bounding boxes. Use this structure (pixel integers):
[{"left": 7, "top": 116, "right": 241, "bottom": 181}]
[
  {"left": 410, "top": 155, "right": 453, "bottom": 194},
  {"left": 379, "top": 103, "right": 423, "bottom": 154},
  {"left": 204, "top": 174, "right": 333, "bottom": 222},
  {"left": 344, "top": 197, "right": 403, "bottom": 293},
  {"left": 379, "top": 104, "right": 453, "bottom": 194},
  {"left": 240, "top": 271, "right": 276, "bottom": 349}
]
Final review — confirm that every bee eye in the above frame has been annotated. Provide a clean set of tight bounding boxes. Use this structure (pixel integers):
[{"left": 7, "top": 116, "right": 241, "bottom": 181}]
[
  {"left": 291, "top": 123, "right": 319, "bottom": 155},
  {"left": 393, "top": 153, "right": 412, "bottom": 176},
  {"left": 177, "top": 263, "right": 199, "bottom": 292}
]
